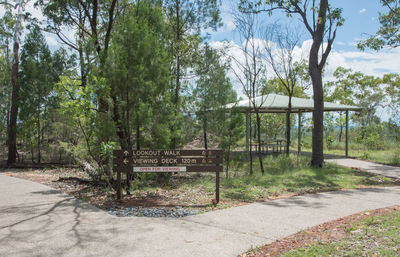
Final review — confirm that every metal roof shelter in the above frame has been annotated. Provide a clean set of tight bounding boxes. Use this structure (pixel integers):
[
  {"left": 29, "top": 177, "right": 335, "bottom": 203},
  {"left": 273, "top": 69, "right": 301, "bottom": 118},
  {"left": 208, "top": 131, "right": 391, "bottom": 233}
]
[
  {"left": 226, "top": 94, "right": 362, "bottom": 113},
  {"left": 225, "top": 94, "right": 362, "bottom": 157}
]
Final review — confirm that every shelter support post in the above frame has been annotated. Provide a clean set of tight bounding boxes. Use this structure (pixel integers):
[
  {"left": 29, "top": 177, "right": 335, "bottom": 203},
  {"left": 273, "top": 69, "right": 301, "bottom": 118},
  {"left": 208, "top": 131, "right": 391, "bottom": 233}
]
[
  {"left": 298, "top": 111, "right": 302, "bottom": 155},
  {"left": 117, "top": 168, "right": 121, "bottom": 200},
  {"left": 246, "top": 112, "right": 249, "bottom": 152},
  {"left": 345, "top": 110, "right": 349, "bottom": 157},
  {"left": 216, "top": 169, "right": 220, "bottom": 204}
]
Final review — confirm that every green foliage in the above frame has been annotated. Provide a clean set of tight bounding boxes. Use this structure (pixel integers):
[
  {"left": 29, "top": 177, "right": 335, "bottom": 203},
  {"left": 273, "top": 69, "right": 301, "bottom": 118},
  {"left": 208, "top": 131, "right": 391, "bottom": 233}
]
[
  {"left": 164, "top": 0, "right": 222, "bottom": 147},
  {"left": 17, "top": 25, "right": 75, "bottom": 163},
  {"left": 193, "top": 44, "right": 237, "bottom": 144},
  {"left": 106, "top": 1, "right": 173, "bottom": 150},
  {"left": 354, "top": 123, "right": 385, "bottom": 150},
  {"left": 358, "top": 0, "right": 400, "bottom": 50}
]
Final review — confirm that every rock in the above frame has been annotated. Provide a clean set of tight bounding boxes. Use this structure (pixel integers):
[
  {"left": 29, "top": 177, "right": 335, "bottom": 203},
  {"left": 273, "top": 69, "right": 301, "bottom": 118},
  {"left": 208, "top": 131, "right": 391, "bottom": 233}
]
[{"left": 107, "top": 206, "right": 200, "bottom": 218}]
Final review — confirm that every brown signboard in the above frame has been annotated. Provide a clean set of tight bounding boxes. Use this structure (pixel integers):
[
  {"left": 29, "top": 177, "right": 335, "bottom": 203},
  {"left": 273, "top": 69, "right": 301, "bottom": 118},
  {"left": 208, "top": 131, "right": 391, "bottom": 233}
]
[
  {"left": 113, "top": 156, "right": 222, "bottom": 166},
  {"left": 113, "top": 149, "right": 223, "bottom": 203},
  {"left": 113, "top": 149, "right": 222, "bottom": 157}
]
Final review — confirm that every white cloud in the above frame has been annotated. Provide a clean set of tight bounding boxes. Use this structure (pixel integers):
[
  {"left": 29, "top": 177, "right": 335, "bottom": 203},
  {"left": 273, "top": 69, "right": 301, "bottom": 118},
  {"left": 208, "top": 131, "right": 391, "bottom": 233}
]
[
  {"left": 45, "top": 36, "right": 58, "bottom": 47},
  {"left": 225, "top": 20, "right": 236, "bottom": 31},
  {"left": 210, "top": 38, "right": 400, "bottom": 99},
  {"left": 359, "top": 8, "right": 366, "bottom": 13},
  {"left": 26, "top": 1, "right": 44, "bottom": 20},
  {"left": 326, "top": 48, "right": 400, "bottom": 79}
]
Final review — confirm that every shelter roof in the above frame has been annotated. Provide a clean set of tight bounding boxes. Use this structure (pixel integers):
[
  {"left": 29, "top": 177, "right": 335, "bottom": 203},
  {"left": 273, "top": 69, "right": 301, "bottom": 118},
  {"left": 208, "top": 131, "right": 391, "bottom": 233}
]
[{"left": 225, "top": 94, "right": 362, "bottom": 113}]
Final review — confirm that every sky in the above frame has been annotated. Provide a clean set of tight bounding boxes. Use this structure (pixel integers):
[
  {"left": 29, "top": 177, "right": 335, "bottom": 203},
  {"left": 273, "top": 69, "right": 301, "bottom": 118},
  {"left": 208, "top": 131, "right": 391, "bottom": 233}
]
[
  {"left": 207, "top": 0, "right": 400, "bottom": 81},
  {"left": 3, "top": 0, "right": 398, "bottom": 81}
]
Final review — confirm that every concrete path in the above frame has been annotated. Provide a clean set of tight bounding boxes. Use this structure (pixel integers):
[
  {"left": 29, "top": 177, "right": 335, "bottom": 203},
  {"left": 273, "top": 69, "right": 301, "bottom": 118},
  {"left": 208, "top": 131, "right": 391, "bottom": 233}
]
[
  {"left": 327, "top": 158, "right": 400, "bottom": 179},
  {"left": 1, "top": 174, "right": 400, "bottom": 257}
]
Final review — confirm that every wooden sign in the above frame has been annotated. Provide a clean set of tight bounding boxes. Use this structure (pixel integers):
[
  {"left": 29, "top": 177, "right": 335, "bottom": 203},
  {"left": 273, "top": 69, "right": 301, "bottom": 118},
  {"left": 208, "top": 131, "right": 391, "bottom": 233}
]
[{"left": 113, "top": 149, "right": 223, "bottom": 203}]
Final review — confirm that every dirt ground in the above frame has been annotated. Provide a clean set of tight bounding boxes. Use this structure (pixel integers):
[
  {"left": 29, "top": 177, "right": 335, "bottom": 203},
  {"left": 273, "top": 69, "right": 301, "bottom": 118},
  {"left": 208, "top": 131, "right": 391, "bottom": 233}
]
[{"left": 1, "top": 168, "right": 238, "bottom": 211}]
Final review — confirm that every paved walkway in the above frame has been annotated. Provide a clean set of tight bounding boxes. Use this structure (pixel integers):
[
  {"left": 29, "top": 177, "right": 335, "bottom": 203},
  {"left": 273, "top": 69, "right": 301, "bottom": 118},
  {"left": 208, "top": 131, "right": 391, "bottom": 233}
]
[
  {"left": 1, "top": 174, "right": 400, "bottom": 257},
  {"left": 327, "top": 158, "right": 400, "bottom": 179}
]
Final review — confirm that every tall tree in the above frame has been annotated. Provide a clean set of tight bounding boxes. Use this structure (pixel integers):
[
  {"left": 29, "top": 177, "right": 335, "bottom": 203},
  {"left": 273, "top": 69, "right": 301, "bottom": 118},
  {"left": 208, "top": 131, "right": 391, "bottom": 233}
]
[
  {"left": 263, "top": 24, "right": 305, "bottom": 155},
  {"left": 2, "top": 0, "right": 30, "bottom": 165},
  {"left": 193, "top": 44, "right": 235, "bottom": 150},
  {"left": 18, "top": 25, "right": 62, "bottom": 163},
  {"left": 0, "top": 11, "right": 14, "bottom": 144},
  {"left": 240, "top": 0, "right": 344, "bottom": 167},
  {"left": 231, "top": 11, "right": 267, "bottom": 175},
  {"left": 163, "top": 0, "right": 222, "bottom": 148}
]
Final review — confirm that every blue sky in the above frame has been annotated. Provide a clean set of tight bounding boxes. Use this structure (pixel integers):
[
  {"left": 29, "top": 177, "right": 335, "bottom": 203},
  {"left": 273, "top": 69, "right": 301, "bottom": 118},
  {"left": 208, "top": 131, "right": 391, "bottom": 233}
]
[
  {"left": 206, "top": 0, "right": 400, "bottom": 81},
  {"left": 209, "top": 0, "right": 384, "bottom": 52},
  {"left": 3, "top": 0, "right": 397, "bottom": 79}
]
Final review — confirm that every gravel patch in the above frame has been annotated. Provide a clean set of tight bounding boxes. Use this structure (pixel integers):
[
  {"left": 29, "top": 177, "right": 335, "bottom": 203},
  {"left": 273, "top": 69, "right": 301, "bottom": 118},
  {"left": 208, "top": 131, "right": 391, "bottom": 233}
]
[{"left": 107, "top": 206, "right": 200, "bottom": 218}]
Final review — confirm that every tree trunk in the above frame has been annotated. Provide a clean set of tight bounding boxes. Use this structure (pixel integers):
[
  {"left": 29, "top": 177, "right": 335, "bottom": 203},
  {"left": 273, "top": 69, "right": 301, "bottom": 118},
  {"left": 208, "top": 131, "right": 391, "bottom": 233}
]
[
  {"left": 203, "top": 117, "right": 208, "bottom": 150},
  {"left": 249, "top": 113, "right": 253, "bottom": 175},
  {"left": 37, "top": 98, "right": 41, "bottom": 164},
  {"left": 310, "top": 67, "right": 324, "bottom": 167},
  {"left": 338, "top": 112, "right": 343, "bottom": 142},
  {"left": 78, "top": 13, "right": 87, "bottom": 88},
  {"left": 309, "top": 0, "right": 329, "bottom": 168},
  {"left": 111, "top": 95, "right": 132, "bottom": 192},
  {"left": 136, "top": 123, "right": 140, "bottom": 150},
  {"left": 255, "top": 112, "right": 264, "bottom": 174},
  {"left": 7, "top": 0, "right": 24, "bottom": 165},
  {"left": 285, "top": 96, "right": 292, "bottom": 156},
  {"left": 225, "top": 136, "right": 231, "bottom": 178}
]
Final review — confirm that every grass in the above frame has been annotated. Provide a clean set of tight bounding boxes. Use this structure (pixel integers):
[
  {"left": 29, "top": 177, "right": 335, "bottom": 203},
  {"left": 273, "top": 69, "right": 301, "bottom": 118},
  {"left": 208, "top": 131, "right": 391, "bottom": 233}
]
[
  {"left": 127, "top": 154, "right": 400, "bottom": 204},
  {"left": 301, "top": 144, "right": 400, "bottom": 166},
  {"left": 283, "top": 210, "right": 400, "bottom": 256}
]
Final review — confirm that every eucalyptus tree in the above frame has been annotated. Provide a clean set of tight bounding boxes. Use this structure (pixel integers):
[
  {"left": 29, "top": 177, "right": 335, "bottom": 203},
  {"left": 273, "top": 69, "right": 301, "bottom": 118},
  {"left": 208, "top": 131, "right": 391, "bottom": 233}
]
[
  {"left": 106, "top": 1, "right": 172, "bottom": 151},
  {"left": 193, "top": 44, "right": 242, "bottom": 177},
  {"left": 163, "top": 0, "right": 222, "bottom": 148},
  {"left": 18, "top": 26, "right": 74, "bottom": 163},
  {"left": 38, "top": 0, "right": 120, "bottom": 133},
  {"left": 239, "top": 0, "right": 344, "bottom": 167},
  {"left": 38, "top": 0, "right": 119, "bottom": 69},
  {"left": 1, "top": 0, "right": 31, "bottom": 164},
  {"left": 327, "top": 67, "right": 386, "bottom": 148},
  {"left": 19, "top": 26, "right": 51, "bottom": 163},
  {"left": 231, "top": 11, "right": 268, "bottom": 175},
  {"left": 193, "top": 44, "right": 236, "bottom": 150},
  {"left": 263, "top": 24, "right": 306, "bottom": 155},
  {"left": 383, "top": 73, "right": 400, "bottom": 120},
  {"left": 0, "top": 11, "right": 14, "bottom": 143}
]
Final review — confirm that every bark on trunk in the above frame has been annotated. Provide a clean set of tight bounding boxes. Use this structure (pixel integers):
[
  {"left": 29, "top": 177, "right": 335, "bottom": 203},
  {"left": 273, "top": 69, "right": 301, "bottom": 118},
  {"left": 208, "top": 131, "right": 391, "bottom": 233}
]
[
  {"left": 309, "top": 0, "right": 329, "bottom": 168},
  {"left": 310, "top": 68, "right": 324, "bottom": 167},
  {"left": 249, "top": 113, "right": 253, "bottom": 175},
  {"left": 285, "top": 96, "right": 292, "bottom": 156},
  {"left": 37, "top": 99, "right": 41, "bottom": 164},
  {"left": 203, "top": 117, "right": 208, "bottom": 150},
  {"left": 136, "top": 123, "right": 140, "bottom": 150},
  {"left": 111, "top": 94, "right": 132, "bottom": 192},
  {"left": 338, "top": 113, "right": 343, "bottom": 142},
  {"left": 255, "top": 112, "right": 264, "bottom": 174},
  {"left": 225, "top": 139, "right": 231, "bottom": 178},
  {"left": 7, "top": 0, "right": 24, "bottom": 165}
]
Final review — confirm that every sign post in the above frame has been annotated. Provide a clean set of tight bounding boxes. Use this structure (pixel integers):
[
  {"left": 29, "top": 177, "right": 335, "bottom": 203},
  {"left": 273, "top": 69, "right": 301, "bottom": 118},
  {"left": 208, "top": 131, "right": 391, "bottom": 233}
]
[{"left": 113, "top": 149, "right": 223, "bottom": 204}]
